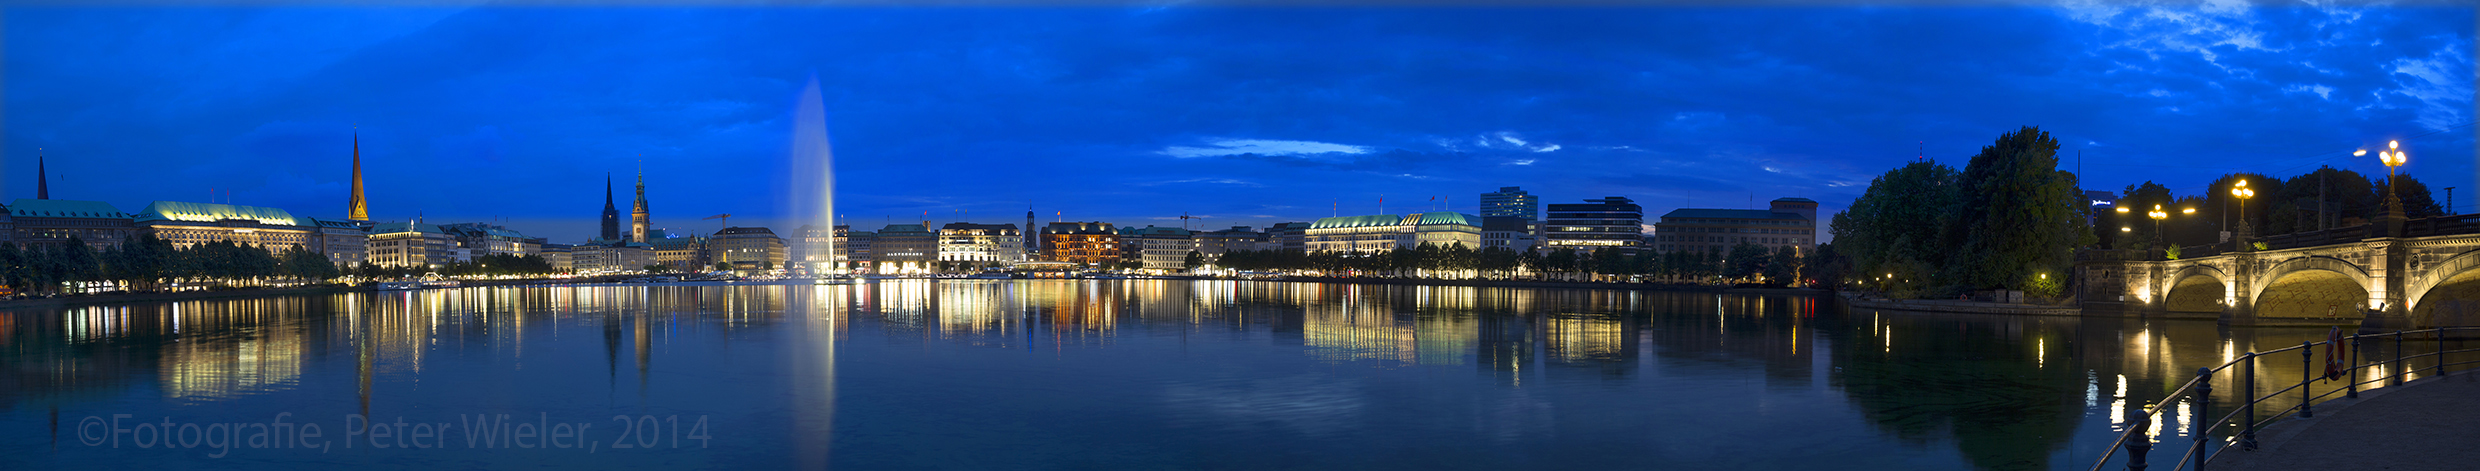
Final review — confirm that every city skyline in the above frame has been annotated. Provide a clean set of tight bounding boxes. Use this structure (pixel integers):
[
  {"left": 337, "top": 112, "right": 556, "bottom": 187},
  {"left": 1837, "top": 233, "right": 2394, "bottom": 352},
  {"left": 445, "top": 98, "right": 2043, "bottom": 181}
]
[{"left": 5, "top": 5, "right": 2472, "bottom": 244}]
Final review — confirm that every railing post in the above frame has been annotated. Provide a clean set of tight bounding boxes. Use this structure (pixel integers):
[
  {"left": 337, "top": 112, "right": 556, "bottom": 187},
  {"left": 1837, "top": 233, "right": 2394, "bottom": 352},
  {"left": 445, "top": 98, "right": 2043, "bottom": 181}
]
[
  {"left": 2346, "top": 335, "right": 2360, "bottom": 399},
  {"left": 2125, "top": 409, "right": 2153, "bottom": 471},
  {"left": 2193, "top": 367, "right": 2212, "bottom": 471},
  {"left": 2299, "top": 341, "right": 2316, "bottom": 418},
  {"left": 2240, "top": 353, "right": 2258, "bottom": 450}
]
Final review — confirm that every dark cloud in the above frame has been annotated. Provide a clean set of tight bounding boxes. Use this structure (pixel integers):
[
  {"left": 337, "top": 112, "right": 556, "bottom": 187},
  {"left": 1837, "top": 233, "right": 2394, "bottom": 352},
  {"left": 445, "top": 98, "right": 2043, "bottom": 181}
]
[{"left": 4, "top": 5, "right": 2468, "bottom": 243}]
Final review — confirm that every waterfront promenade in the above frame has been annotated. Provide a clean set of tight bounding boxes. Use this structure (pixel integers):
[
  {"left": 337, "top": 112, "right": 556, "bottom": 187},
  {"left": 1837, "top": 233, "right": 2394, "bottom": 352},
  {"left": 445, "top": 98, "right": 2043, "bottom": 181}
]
[{"left": 2210, "top": 371, "right": 2480, "bottom": 470}]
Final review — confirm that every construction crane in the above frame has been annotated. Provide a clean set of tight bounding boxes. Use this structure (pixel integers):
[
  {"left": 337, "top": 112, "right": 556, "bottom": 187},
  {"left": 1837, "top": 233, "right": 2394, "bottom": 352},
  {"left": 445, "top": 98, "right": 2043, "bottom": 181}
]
[
  {"left": 1179, "top": 212, "right": 1200, "bottom": 230},
  {"left": 703, "top": 214, "right": 732, "bottom": 232}
]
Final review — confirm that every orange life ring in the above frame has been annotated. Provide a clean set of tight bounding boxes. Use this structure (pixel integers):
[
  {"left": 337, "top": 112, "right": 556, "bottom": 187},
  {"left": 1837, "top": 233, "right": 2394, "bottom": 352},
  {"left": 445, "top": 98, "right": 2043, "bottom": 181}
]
[{"left": 2323, "top": 327, "right": 2348, "bottom": 382}]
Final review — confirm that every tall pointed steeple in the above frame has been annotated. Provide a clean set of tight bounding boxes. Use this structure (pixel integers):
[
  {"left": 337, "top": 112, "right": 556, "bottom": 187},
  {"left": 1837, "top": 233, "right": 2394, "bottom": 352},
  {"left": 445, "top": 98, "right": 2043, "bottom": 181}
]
[
  {"left": 599, "top": 173, "right": 621, "bottom": 241},
  {"left": 36, "top": 150, "right": 50, "bottom": 200},
  {"left": 348, "top": 132, "right": 369, "bottom": 221},
  {"left": 630, "top": 164, "right": 650, "bottom": 243}
]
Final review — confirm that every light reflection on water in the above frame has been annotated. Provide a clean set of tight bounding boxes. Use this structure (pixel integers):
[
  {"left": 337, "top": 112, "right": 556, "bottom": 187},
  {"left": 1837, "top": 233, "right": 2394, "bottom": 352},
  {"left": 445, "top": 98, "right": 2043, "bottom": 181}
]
[{"left": 2, "top": 280, "right": 2472, "bottom": 470}]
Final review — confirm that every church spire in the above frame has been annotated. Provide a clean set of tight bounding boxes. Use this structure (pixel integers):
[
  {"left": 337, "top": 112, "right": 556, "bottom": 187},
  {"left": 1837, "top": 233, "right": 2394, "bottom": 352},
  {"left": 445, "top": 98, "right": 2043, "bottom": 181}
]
[
  {"left": 348, "top": 131, "right": 369, "bottom": 221},
  {"left": 599, "top": 173, "right": 621, "bottom": 241},
  {"left": 36, "top": 150, "right": 50, "bottom": 200},
  {"left": 630, "top": 161, "right": 650, "bottom": 243}
]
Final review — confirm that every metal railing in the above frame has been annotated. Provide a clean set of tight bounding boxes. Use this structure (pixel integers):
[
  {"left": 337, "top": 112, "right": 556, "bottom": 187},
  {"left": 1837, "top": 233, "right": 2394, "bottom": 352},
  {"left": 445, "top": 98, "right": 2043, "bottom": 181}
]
[{"left": 2087, "top": 326, "right": 2480, "bottom": 471}]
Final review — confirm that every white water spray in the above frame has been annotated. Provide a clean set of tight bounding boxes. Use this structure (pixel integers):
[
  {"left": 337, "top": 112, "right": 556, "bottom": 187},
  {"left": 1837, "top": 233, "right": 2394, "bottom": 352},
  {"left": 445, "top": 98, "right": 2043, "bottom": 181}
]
[{"left": 788, "top": 75, "right": 837, "bottom": 273}]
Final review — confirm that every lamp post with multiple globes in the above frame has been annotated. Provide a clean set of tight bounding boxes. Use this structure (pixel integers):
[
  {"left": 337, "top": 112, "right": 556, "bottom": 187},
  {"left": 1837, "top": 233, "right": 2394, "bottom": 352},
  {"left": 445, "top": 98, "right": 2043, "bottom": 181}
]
[{"left": 2231, "top": 180, "right": 2255, "bottom": 249}]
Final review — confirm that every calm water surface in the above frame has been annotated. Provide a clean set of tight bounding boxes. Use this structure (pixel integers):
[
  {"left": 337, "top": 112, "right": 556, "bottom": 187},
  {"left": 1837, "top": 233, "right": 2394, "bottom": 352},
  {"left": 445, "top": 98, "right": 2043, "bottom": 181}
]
[{"left": 1, "top": 280, "right": 2460, "bottom": 470}]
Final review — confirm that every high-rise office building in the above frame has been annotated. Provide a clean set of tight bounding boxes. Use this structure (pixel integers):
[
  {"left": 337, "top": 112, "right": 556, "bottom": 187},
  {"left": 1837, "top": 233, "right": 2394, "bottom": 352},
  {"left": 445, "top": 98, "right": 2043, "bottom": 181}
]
[
  {"left": 1542, "top": 196, "right": 1642, "bottom": 254},
  {"left": 1481, "top": 187, "right": 1539, "bottom": 221}
]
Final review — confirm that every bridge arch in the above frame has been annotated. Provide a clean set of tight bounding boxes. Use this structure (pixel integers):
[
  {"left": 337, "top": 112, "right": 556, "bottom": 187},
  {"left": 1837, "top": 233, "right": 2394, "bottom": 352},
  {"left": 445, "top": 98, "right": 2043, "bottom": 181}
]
[
  {"left": 2160, "top": 265, "right": 2229, "bottom": 314},
  {"left": 2407, "top": 249, "right": 2480, "bottom": 326},
  {"left": 2250, "top": 256, "right": 2373, "bottom": 320}
]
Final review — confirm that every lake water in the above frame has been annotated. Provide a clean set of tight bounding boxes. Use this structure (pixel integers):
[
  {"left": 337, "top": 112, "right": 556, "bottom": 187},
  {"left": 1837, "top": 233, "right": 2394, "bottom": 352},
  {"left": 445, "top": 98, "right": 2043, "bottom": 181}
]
[{"left": 1, "top": 280, "right": 2461, "bottom": 470}]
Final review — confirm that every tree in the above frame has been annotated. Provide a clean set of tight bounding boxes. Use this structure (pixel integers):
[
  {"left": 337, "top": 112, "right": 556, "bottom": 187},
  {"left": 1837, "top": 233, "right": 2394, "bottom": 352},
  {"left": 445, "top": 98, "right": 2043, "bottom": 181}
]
[
  {"left": 1725, "top": 242, "right": 1769, "bottom": 281},
  {"left": 2270, "top": 166, "right": 2376, "bottom": 235},
  {"left": 1809, "top": 243, "right": 1851, "bottom": 290},
  {"left": 0, "top": 242, "right": 21, "bottom": 293},
  {"left": 1830, "top": 160, "right": 1961, "bottom": 290},
  {"left": 2376, "top": 174, "right": 2446, "bottom": 219},
  {"left": 2110, "top": 181, "right": 2176, "bottom": 250},
  {"left": 1182, "top": 250, "right": 1205, "bottom": 271},
  {"left": 1765, "top": 245, "right": 1803, "bottom": 287},
  {"left": 1940, "top": 126, "right": 2092, "bottom": 291}
]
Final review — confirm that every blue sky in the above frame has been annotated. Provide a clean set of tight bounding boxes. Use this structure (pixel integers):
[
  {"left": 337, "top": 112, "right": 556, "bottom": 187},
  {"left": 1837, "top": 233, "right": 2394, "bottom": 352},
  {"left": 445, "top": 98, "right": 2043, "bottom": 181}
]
[{"left": 5, "top": 4, "right": 2472, "bottom": 244}]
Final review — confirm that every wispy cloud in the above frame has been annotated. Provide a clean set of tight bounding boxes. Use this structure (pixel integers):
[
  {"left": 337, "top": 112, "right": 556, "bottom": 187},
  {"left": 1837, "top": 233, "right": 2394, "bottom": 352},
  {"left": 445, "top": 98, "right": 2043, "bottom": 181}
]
[
  {"left": 2389, "top": 43, "right": 2474, "bottom": 130},
  {"left": 1507, "top": 159, "right": 1536, "bottom": 166},
  {"left": 1140, "top": 177, "right": 1263, "bottom": 187},
  {"left": 1160, "top": 139, "right": 1370, "bottom": 158}
]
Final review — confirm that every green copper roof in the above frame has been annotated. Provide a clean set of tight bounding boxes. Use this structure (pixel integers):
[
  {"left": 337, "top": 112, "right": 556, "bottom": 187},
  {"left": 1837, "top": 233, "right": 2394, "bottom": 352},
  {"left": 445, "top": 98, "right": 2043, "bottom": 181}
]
[
  {"left": 371, "top": 222, "right": 444, "bottom": 234},
  {"left": 1311, "top": 212, "right": 1478, "bottom": 229},
  {"left": 1310, "top": 214, "right": 1402, "bottom": 229},
  {"left": 1409, "top": 212, "right": 1478, "bottom": 227},
  {"left": 1661, "top": 208, "right": 1810, "bottom": 220},
  {"left": 8, "top": 199, "right": 130, "bottom": 219},
  {"left": 134, "top": 201, "right": 307, "bottom": 226}
]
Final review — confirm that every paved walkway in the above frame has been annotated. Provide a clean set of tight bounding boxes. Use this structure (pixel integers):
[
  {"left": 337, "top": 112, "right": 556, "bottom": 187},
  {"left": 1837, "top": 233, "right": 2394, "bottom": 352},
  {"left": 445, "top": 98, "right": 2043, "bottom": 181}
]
[{"left": 2210, "top": 371, "right": 2480, "bottom": 470}]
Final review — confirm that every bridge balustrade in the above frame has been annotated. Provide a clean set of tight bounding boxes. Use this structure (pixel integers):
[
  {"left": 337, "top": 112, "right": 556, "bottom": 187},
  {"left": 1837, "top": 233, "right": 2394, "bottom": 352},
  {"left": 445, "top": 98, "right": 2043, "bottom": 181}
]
[{"left": 2087, "top": 327, "right": 2480, "bottom": 471}]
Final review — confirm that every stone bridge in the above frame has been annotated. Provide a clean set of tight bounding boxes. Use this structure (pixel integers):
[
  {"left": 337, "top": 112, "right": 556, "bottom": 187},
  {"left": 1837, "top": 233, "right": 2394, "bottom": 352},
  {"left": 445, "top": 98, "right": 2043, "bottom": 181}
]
[{"left": 2078, "top": 216, "right": 2480, "bottom": 329}]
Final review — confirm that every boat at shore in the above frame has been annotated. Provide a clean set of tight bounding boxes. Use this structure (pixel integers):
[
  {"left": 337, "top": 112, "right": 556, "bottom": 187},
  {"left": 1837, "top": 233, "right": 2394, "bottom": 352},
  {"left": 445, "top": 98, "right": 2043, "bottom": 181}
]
[{"left": 374, "top": 280, "right": 461, "bottom": 291}]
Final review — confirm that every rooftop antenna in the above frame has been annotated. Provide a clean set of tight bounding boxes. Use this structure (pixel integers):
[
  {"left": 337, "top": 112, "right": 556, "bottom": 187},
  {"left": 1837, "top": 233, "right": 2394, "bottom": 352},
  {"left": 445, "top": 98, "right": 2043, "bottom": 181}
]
[{"left": 1917, "top": 141, "right": 1924, "bottom": 162}]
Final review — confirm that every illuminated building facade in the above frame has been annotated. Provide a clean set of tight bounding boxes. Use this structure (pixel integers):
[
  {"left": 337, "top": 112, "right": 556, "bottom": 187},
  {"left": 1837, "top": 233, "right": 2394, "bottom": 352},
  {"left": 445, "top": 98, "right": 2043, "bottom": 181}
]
[
  {"left": 7, "top": 199, "right": 135, "bottom": 251},
  {"left": 1481, "top": 216, "right": 1538, "bottom": 252},
  {"left": 1651, "top": 197, "right": 1819, "bottom": 255},
  {"left": 1543, "top": 196, "right": 1642, "bottom": 254},
  {"left": 1040, "top": 222, "right": 1120, "bottom": 267},
  {"left": 789, "top": 225, "right": 832, "bottom": 270},
  {"left": 1119, "top": 226, "right": 1195, "bottom": 270},
  {"left": 571, "top": 241, "right": 653, "bottom": 273},
  {"left": 133, "top": 201, "right": 318, "bottom": 252},
  {"left": 437, "top": 222, "right": 534, "bottom": 258},
  {"left": 650, "top": 235, "right": 708, "bottom": 270},
  {"left": 366, "top": 222, "right": 454, "bottom": 268},
  {"left": 1194, "top": 226, "right": 1264, "bottom": 257},
  {"left": 1266, "top": 222, "right": 1311, "bottom": 253},
  {"left": 833, "top": 226, "right": 875, "bottom": 271},
  {"left": 1305, "top": 212, "right": 1482, "bottom": 253},
  {"left": 308, "top": 218, "right": 373, "bottom": 267},
  {"left": 539, "top": 243, "right": 573, "bottom": 271},
  {"left": 708, "top": 227, "right": 785, "bottom": 270},
  {"left": 874, "top": 223, "right": 937, "bottom": 273},
  {"left": 938, "top": 222, "right": 1024, "bottom": 263}
]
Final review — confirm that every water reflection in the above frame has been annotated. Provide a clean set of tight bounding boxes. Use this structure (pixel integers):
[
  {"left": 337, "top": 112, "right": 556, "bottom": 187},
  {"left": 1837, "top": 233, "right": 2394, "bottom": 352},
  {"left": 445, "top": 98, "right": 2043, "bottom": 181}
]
[{"left": 3, "top": 280, "right": 2473, "bottom": 470}]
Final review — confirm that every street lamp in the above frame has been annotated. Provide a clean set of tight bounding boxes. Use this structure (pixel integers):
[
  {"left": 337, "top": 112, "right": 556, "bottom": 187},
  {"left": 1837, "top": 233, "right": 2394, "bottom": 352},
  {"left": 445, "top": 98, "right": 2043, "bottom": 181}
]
[
  {"left": 2149, "top": 205, "right": 2168, "bottom": 246},
  {"left": 2231, "top": 179, "right": 2256, "bottom": 246},
  {"left": 2379, "top": 140, "right": 2409, "bottom": 219}
]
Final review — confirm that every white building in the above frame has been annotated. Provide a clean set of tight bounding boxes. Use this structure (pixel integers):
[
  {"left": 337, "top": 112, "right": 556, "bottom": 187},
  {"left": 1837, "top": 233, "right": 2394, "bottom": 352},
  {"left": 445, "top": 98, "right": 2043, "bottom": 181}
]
[
  {"left": 1305, "top": 212, "right": 1482, "bottom": 253},
  {"left": 938, "top": 223, "right": 1025, "bottom": 264}
]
